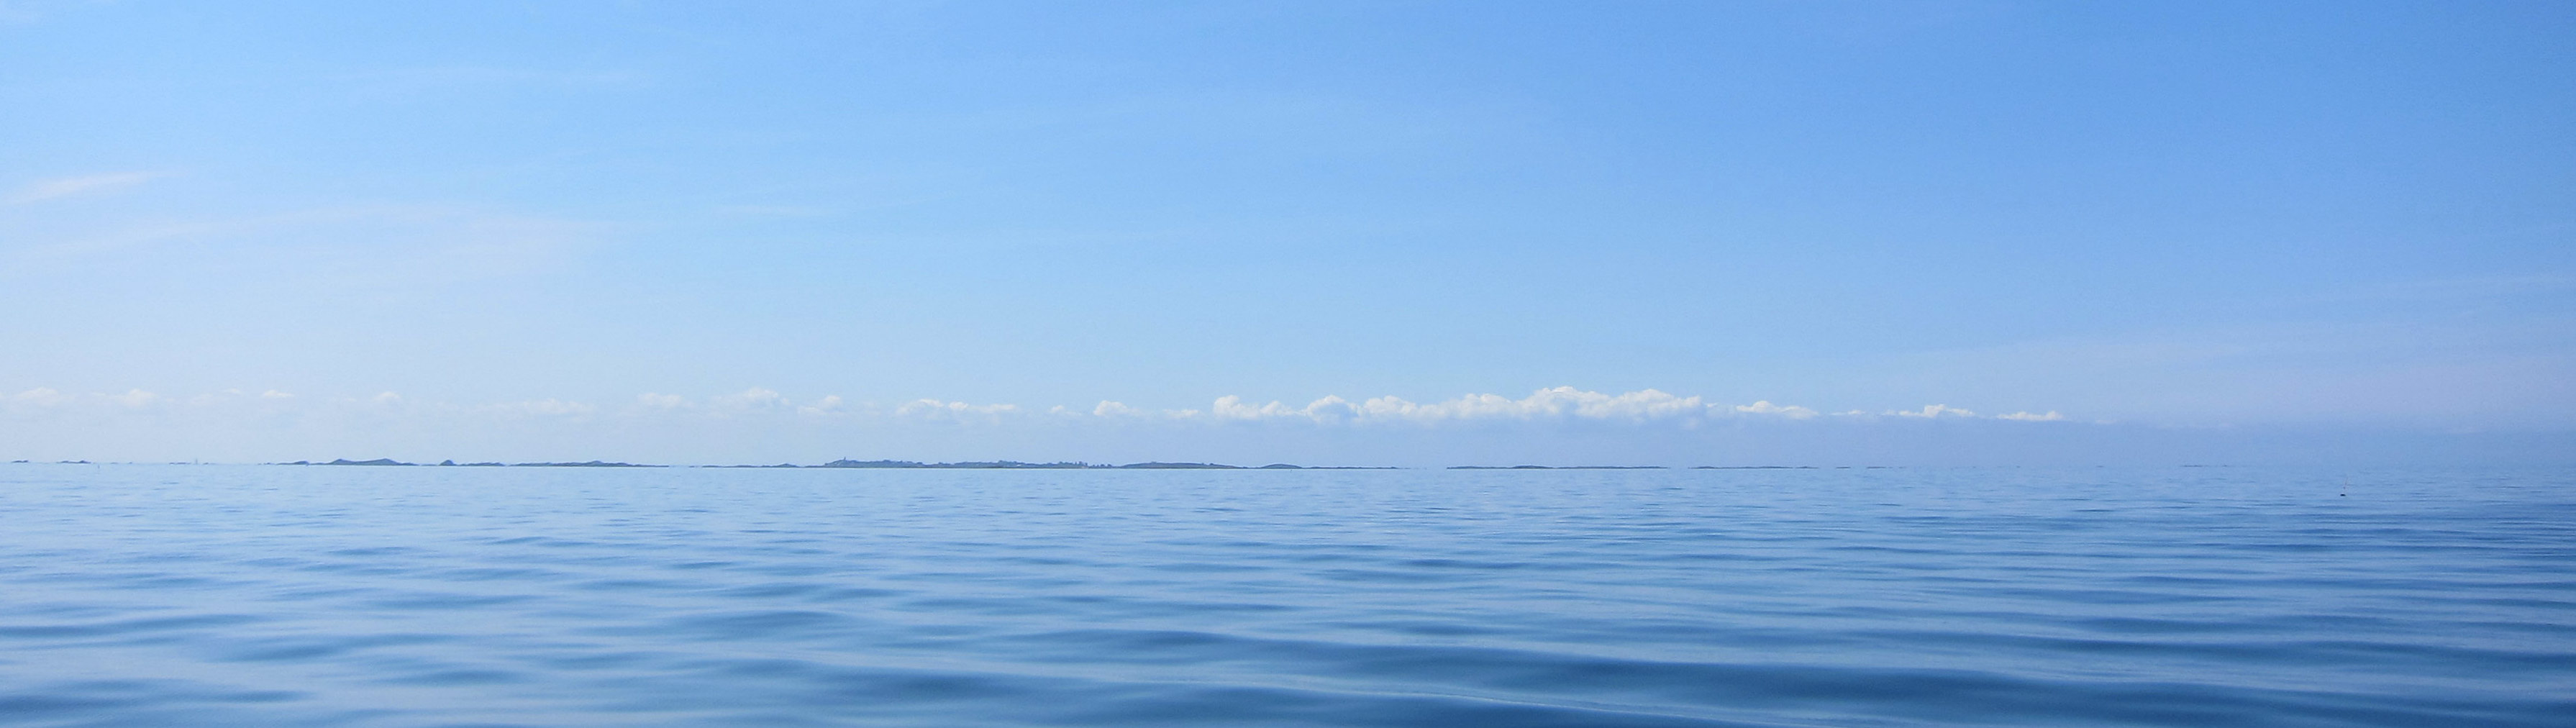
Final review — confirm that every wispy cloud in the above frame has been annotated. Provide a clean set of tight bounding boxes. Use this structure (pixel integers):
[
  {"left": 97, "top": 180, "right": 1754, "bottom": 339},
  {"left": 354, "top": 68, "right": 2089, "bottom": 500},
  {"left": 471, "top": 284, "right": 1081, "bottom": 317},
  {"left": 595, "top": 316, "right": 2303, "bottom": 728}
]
[
  {"left": 7, "top": 171, "right": 169, "bottom": 204},
  {"left": 713, "top": 204, "right": 837, "bottom": 217},
  {"left": 7, "top": 204, "right": 607, "bottom": 287},
  {"left": 335, "top": 65, "right": 648, "bottom": 101}
]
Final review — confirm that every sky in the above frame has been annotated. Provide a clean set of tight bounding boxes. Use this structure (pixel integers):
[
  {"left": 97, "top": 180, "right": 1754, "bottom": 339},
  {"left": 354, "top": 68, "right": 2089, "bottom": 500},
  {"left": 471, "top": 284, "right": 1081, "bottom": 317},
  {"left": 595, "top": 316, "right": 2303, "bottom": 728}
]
[{"left": 3, "top": 1, "right": 2572, "bottom": 465}]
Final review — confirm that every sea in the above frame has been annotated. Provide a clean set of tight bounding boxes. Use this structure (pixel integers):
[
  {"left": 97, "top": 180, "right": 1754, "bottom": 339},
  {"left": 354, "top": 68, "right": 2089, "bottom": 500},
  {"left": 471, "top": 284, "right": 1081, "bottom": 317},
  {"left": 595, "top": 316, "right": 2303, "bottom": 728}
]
[{"left": 0, "top": 463, "right": 2568, "bottom": 727}]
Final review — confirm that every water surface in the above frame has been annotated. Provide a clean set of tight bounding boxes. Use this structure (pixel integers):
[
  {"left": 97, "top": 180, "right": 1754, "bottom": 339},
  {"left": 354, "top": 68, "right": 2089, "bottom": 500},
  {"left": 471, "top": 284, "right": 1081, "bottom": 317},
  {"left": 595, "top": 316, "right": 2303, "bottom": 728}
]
[{"left": 1, "top": 465, "right": 2569, "bottom": 727}]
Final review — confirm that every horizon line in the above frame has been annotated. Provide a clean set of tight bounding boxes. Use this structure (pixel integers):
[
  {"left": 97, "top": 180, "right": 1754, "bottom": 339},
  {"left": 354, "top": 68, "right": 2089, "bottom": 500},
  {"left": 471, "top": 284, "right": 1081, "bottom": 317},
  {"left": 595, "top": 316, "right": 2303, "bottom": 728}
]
[{"left": 6, "top": 458, "right": 2268, "bottom": 470}]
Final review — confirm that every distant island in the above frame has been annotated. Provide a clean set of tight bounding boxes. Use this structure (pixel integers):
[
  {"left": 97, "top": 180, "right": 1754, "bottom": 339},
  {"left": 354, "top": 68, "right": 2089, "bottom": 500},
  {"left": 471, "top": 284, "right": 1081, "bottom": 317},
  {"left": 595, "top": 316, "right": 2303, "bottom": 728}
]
[
  {"left": 1449, "top": 465, "right": 1668, "bottom": 470},
  {"left": 283, "top": 458, "right": 660, "bottom": 468},
  {"left": 747, "top": 460, "right": 1392, "bottom": 470},
  {"left": 198, "top": 459, "right": 1852, "bottom": 470},
  {"left": 273, "top": 458, "right": 1396, "bottom": 469}
]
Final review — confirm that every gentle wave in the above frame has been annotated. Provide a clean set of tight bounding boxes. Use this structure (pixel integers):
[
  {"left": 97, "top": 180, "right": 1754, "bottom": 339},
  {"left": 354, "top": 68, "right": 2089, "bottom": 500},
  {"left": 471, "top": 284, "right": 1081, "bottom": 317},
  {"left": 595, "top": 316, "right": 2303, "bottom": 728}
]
[{"left": 1, "top": 465, "right": 2570, "bottom": 726}]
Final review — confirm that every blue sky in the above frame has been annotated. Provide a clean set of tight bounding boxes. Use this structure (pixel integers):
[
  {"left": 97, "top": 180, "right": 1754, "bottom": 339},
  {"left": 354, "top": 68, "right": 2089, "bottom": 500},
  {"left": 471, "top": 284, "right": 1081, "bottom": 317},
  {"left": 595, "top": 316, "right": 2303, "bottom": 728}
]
[{"left": 3, "top": 1, "right": 2571, "bottom": 464}]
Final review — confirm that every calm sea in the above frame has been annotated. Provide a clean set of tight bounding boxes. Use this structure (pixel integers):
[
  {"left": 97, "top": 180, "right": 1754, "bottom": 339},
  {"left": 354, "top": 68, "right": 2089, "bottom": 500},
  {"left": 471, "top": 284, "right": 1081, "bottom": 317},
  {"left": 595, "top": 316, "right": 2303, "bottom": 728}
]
[{"left": 0, "top": 464, "right": 2568, "bottom": 727}]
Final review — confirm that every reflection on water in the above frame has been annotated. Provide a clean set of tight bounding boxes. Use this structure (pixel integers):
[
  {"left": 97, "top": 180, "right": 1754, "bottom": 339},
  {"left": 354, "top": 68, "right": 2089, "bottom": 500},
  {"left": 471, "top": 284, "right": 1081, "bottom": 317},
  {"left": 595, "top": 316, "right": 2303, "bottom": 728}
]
[{"left": 1, "top": 465, "right": 2569, "bottom": 726}]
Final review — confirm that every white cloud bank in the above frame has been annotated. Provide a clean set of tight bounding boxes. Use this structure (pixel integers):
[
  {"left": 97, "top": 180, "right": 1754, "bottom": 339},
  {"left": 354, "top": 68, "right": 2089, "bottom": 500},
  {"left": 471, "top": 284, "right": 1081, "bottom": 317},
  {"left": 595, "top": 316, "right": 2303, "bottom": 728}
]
[
  {"left": 17, "top": 385, "right": 2560, "bottom": 467},
  {"left": 2, "top": 385, "right": 2069, "bottom": 427},
  {"left": 1888, "top": 404, "right": 1976, "bottom": 419}
]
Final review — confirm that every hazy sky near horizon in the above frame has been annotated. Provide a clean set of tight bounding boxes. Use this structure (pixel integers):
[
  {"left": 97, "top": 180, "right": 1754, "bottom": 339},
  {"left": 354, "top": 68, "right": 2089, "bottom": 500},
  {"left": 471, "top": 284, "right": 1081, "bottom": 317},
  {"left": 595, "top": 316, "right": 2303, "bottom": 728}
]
[{"left": 4, "top": 1, "right": 2572, "bottom": 463}]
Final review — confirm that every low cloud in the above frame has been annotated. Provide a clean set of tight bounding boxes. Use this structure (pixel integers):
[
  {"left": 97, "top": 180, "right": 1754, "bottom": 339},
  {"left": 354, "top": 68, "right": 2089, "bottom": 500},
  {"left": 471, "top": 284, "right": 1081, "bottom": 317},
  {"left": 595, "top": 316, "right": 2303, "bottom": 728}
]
[
  {"left": 711, "top": 387, "right": 791, "bottom": 413},
  {"left": 1354, "top": 387, "right": 1708, "bottom": 422},
  {"left": 483, "top": 399, "right": 596, "bottom": 418},
  {"left": 2, "top": 385, "right": 2082, "bottom": 433},
  {"left": 0, "top": 385, "right": 2136, "bottom": 465},
  {"left": 108, "top": 389, "right": 160, "bottom": 408},
  {"left": 1211, "top": 394, "right": 1352, "bottom": 422},
  {"left": 798, "top": 395, "right": 847, "bottom": 417},
  {"left": 894, "top": 399, "right": 1020, "bottom": 423},
  {"left": 1178, "top": 388, "right": 1731, "bottom": 424},
  {"left": 621, "top": 388, "right": 845, "bottom": 417},
  {"left": 1888, "top": 404, "right": 1977, "bottom": 419},
  {"left": 9, "top": 388, "right": 73, "bottom": 407},
  {"left": 1734, "top": 400, "right": 1820, "bottom": 419}
]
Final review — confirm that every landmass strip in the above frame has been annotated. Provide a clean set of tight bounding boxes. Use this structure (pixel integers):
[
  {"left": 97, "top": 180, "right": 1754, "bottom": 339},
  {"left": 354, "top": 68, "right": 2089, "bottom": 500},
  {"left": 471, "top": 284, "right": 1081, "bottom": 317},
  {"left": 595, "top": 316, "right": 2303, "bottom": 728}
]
[
  {"left": 258, "top": 459, "right": 1865, "bottom": 469},
  {"left": 277, "top": 458, "right": 1393, "bottom": 470}
]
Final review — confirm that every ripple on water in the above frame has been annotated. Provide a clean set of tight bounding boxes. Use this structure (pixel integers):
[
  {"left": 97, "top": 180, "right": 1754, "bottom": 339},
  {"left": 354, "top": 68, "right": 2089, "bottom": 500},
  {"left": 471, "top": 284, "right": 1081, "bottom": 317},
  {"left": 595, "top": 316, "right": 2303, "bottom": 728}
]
[{"left": 0, "top": 465, "right": 2570, "bottom": 727}]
